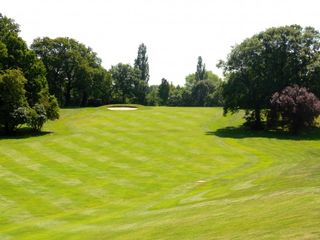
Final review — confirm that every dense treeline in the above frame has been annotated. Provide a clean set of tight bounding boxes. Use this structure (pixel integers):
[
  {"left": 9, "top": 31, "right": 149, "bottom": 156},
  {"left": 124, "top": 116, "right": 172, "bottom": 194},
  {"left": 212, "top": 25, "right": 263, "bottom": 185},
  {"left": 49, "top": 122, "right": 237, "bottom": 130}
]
[
  {"left": 146, "top": 57, "right": 223, "bottom": 107},
  {"left": 2, "top": 13, "right": 320, "bottom": 134},
  {"left": 32, "top": 36, "right": 221, "bottom": 107},
  {"left": 0, "top": 14, "right": 222, "bottom": 114}
]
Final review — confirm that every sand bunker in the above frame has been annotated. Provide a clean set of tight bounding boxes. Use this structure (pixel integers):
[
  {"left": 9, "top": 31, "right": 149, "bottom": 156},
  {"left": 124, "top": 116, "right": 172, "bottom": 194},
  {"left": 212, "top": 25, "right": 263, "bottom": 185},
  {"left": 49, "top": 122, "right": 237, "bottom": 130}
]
[{"left": 108, "top": 106, "right": 138, "bottom": 111}]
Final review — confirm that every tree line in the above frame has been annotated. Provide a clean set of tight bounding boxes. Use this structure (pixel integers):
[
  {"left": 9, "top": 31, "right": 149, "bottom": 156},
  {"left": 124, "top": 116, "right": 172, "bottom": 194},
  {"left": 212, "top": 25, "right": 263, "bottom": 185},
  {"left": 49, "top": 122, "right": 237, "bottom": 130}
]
[
  {"left": 146, "top": 56, "right": 223, "bottom": 107},
  {"left": 1, "top": 13, "right": 320, "bottom": 133}
]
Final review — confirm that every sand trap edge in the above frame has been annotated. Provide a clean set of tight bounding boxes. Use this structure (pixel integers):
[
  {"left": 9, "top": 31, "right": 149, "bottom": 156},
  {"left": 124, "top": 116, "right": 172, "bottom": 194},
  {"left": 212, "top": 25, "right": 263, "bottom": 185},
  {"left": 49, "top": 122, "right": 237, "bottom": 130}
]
[{"left": 107, "top": 107, "right": 138, "bottom": 111}]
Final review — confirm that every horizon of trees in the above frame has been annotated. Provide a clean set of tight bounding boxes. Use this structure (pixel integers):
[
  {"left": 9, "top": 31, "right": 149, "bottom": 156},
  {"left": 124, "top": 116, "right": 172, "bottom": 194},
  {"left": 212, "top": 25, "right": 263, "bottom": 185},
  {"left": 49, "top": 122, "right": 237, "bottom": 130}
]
[
  {"left": 2, "top": 13, "right": 320, "bottom": 133},
  {"left": 0, "top": 14, "right": 224, "bottom": 111}
]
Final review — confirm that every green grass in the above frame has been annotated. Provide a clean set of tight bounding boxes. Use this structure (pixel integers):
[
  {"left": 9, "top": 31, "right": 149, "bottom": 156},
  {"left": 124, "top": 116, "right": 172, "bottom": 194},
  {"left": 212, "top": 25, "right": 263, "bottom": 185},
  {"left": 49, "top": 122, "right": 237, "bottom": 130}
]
[{"left": 0, "top": 106, "right": 319, "bottom": 239}]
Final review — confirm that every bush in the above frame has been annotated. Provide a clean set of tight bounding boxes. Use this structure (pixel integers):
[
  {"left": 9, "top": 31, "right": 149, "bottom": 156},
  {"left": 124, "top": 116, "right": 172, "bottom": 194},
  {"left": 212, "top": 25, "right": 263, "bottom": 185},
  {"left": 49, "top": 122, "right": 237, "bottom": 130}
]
[
  {"left": 269, "top": 85, "right": 320, "bottom": 132},
  {"left": 27, "top": 104, "right": 47, "bottom": 132}
]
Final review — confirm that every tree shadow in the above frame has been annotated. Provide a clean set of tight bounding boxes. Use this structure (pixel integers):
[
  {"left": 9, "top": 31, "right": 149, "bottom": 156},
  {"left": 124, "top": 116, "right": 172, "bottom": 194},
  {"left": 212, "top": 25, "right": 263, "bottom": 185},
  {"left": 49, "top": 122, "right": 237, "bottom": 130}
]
[
  {"left": 207, "top": 126, "right": 320, "bottom": 140},
  {"left": 0, "top": 128, "right": 53, "bottom": 140}
]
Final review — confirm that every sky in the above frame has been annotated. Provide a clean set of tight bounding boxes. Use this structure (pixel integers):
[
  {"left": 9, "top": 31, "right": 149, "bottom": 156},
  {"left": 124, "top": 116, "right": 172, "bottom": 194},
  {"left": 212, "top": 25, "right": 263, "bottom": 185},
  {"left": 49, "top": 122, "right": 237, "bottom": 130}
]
[{"left": 2, "top": 0, "right": 320, "bottom": 85}]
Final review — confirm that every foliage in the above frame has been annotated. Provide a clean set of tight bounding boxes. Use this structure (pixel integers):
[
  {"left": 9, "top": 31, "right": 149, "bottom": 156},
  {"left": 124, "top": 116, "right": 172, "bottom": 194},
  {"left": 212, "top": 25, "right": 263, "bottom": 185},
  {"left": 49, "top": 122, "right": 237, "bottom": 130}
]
[
  {"left": 269, "top": 85, "right": 320, "bottom": 132},
  {"left": 0, "top": 69, "right": 28, "bottom": 132},
  {"left": 146, "top": 85, "right": 160, "bottom": 106},
  {"left": 0, "top": 14, "right": 59, "bottom": 133},
  {"left": 192, "top": 80, "right": 216, "bottom": 106},
  {"left": 185, "top": 71, "right": 221, "bottom": 90},
  {"left": 134, "top": 43, "right": 149, "bottom": 83},
  {"left": 0, "top": 14, "right": 50, "bottom": 107},
  {"left": 26, "top": 103, "right": 47, "bottom": 132},
  {"left": 167, "top": 85, "right": 191, "bottom": 106},
  {"left": 219, "top": 25, "right": 320, "bottom": 128},
  {"left": 158, "top": 78, "right": 170, "bottom": 105},
  {"left": 133, "top": 43, "right": 149, "bottom": 104},
  {"left": 195, "top": 56, "right": 207, "bottom": 81},
  {"left": 110, "top": 63, "right": 141, "bottom": 103},
  {"left": 31, "top": 37, "right": 110, "bottom": 107},
  {"left": 184, "top": 56, "right": 222, "bottom": 106}
]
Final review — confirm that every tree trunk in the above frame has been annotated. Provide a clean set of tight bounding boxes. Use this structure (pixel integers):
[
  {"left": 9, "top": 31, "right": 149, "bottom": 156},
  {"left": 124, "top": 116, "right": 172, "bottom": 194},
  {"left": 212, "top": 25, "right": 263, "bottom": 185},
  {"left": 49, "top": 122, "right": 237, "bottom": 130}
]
[
  {"left": 65, "top": 79, "right": 72, "bottom": 106},
  {"left": 81, "top": 91, "right": 88, "bottom": 107},
  {"left": 254, "top": 109, "right": 263, "bottom": 130}
]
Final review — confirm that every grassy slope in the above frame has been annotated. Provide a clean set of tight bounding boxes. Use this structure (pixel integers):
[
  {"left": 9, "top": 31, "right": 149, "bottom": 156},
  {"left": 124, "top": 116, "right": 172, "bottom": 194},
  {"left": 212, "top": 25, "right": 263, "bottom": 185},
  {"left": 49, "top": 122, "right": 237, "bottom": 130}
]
[{"left": 0, "top": 107, "right": 319, "bottom": 239}]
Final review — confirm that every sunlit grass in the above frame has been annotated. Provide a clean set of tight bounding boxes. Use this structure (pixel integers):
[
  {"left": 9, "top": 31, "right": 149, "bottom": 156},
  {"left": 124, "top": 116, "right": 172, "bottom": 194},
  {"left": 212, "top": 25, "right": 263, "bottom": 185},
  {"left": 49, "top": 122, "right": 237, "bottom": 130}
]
[{"left": 0, "top": 106, "right": 319, "bottom": 239}]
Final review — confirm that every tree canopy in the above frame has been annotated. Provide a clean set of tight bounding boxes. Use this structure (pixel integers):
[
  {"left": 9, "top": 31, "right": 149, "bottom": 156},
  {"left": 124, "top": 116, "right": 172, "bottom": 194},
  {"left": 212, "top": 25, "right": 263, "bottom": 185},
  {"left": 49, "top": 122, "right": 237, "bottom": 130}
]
[
  {"left": 219, "top": 25, "right": 320, "bottom": 128},
  {"left": 269, "top": 85, "right": 320, "bottom": 132},
  {"left": 0, "top": 14, "right": 59, "bottom": 133},
  {"left": 134, "top": 43, "right": 149, "bottom": 104},
  {"left": 31, "top": 37, "right": 111, "bottom": 107},
  {"left": 158, "top": 78, "right": 170, "bottom": 105},
  {"left": 110, "top": 63, "right": 142, "bottom": 103}
]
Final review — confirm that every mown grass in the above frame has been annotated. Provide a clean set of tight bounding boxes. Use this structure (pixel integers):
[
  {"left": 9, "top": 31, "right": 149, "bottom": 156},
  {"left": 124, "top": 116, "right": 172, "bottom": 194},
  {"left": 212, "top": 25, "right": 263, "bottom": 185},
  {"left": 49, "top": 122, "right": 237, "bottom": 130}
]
[{"left": 0, "top": 106, "right": 319, "bottom": 239}]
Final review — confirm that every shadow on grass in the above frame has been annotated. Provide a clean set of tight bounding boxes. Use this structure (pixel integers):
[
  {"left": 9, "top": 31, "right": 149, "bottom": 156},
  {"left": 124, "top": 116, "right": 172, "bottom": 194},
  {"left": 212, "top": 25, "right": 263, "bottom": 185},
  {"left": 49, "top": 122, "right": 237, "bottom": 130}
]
[
  {"left": 207, "top": 126, "right": 320, "bottom": 140},
  {"left": 0, "top": 128, "right": 53, "bottom": 140}
]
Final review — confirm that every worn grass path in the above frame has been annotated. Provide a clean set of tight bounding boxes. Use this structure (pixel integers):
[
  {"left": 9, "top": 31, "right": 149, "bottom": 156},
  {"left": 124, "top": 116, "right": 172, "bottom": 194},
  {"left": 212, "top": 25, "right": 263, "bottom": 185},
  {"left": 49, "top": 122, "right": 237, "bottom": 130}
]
[{"left": 0, "top": 106, "right": 319, "bottom": 239}]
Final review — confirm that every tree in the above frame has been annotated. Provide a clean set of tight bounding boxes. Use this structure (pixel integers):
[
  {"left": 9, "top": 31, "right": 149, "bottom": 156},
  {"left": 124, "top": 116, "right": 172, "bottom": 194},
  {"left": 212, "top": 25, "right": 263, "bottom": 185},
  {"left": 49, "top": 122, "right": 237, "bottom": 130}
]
[
  {"left": 192, "top": 80, "right": 215, "bottom": 106},
  {"left": 134, "top": 43, "right": 149, "bottom": 104},
  {"left": 219, "top": 25, "right": 320, "bottom": 129},
  {"left": 134, "top": 43, "right": 149, "bottom": 83},
  {"left": 158, "top": 78, "right": 170, "bottom": 105},
  {"left": 0, "top": 14, "right": 59, "bottom": 133},
  {"left": 0, "top": 14, "right": 49, "bottom": 107},
  {"left": 167, "top": 84, "right": 191, "bottom": 106},
  {"left": 195, "top": 56, "right": 207, "bottom": 81},
  {"left": 111, "top": 63, "right": 141, "bottom": 103},
  {"left": 31, "top": 37, "right": 111, "bottom": 107},
  {"left": 89, "top": 68, "right": 112, "bottom": 106},
  {"left": 186, "top": 71, "right": 220, "bottom": 90},
  {"left": 269, "top": 85, "right": 320, "bottom": 132},
  {"left": 0, "top": 69, "right": 28, "bottom": 133},
  {"left": 146, "top": 85, "right": 160, "bottom": 106}
]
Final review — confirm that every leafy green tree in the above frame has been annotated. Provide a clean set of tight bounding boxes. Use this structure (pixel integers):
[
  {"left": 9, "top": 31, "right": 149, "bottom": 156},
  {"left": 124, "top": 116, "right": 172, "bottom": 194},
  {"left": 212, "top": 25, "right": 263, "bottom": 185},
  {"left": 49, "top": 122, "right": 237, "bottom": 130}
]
[
  {"left": 134, "top": 43, "right": 149, "bottom": 104},
  {"left": 111, "top": 63, "right": 141, "bottom": 103},
  {"left": 146, "top": 85, "right": 160, "bottom": 106},
  {"left": 219, "top": 25, "right": 320, "bottom": 129},
  {"left": 89, "top": 68, "right": 112, "bottom": 106},
  {"left": 158, "top": 78, "right": 170, "bottom": 105},
  {"left": 0, "top": 14, "right": 59, "bottom": 133},
  {"left": 31, "top": 37, "right": 110, "bottom": 106},
  {"left": 27, "top": 104, "right": 47, "bottom": 132},
  {"left": 186, "top": 71, "right": 221, "bottom": 90},
  {"left": 134, "top": 43, "right": 149, "bottom": 83},
  {"left": 0, "top": 69, "right": 28, "bottom": 132},
  {"left": 167, "top": 84, "right": 191, "bottom": 106},
  {"left": 192, "top": 80, "right": 215, "bottom": 106},
  {"left": 0, "top": 14, "right": 49, "bottom": 107},
  {"left": 195, "top": 56, "right": 207, "bottom": 81}
]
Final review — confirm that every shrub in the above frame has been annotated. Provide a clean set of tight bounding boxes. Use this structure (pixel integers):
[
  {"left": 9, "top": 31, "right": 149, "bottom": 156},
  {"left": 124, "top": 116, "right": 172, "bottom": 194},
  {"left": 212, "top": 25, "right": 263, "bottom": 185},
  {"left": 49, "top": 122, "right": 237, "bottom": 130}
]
[
  {"left": 269, "top": 85, "right": 320, "bottom": 132},
  {"left": 27, "top": 104, "right": 47, "bottom": 132}
]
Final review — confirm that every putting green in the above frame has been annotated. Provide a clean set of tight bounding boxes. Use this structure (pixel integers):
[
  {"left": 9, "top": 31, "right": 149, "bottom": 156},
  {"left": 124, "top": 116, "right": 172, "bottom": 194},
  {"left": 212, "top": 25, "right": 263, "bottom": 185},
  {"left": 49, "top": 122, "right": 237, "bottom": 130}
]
[{"left": 0, "top": 106, "right": 319, "bottom": 239}]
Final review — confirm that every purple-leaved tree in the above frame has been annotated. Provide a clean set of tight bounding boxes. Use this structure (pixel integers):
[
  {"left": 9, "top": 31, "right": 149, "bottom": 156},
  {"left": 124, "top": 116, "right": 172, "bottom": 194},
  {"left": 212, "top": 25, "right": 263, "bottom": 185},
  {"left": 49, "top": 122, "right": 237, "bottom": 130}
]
[{"left": 270, "top": 85, "right": 320, "bottom": 132}]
